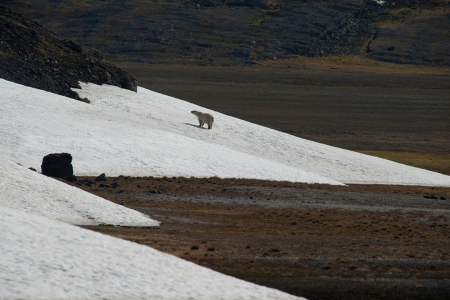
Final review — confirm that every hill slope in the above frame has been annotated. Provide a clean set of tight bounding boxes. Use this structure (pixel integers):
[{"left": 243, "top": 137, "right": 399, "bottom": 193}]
[
  {"left": 2, "top": 78, "right": 450, "bottom": 186},
  {"left": 0, "top": 5, "right": 137, "bottom": 100},
  {"left": 4, "top": 0, "right": 450, "bottom": 66}
]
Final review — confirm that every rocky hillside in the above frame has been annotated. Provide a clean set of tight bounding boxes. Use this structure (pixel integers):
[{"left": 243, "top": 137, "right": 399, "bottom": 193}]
[
  {"left": 3, "top": 0, "right": 449, "bottom": 66},
  {"left": 367, "top": 1, "right": 450, "bottom": 65},
  {"left": 0, "top": 5, "right": 137, "bottom": 101}
]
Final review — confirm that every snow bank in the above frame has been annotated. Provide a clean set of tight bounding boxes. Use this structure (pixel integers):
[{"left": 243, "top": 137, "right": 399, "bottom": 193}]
[
  {"left": 1, "top": 78, "right": 449, "bottom": 186},
  {"left": 0, "top": 206, "right": 304, "bottom": 300},
  {"left": 0, "top": 156, "right": 159, "bottom": 226},
  {"left": 77, "top": 81, "right": 450, "bottom": 186}
]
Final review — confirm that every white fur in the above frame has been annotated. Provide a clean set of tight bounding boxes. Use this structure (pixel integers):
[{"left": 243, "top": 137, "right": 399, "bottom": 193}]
[{"left": 191, "top": 110, "right": 214, "bottom": 129}]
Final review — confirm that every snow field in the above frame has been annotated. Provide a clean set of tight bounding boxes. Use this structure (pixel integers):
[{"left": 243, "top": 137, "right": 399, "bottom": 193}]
[{"left": 2, "top": 77, "right": 450, "bottom": 300}]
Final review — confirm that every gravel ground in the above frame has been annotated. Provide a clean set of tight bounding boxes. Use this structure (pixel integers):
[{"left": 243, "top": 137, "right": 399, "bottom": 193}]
[
  {"left": 70, "top": 176, "right": 450, "bottom": 300},
  {"left": 130, "top": 186, "right": 450, "bottom": 213}
]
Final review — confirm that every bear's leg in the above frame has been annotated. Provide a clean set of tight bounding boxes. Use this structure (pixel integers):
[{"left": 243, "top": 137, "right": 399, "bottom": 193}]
[{"left": 199, "top": 120, "right": 204, "bottom": 127}]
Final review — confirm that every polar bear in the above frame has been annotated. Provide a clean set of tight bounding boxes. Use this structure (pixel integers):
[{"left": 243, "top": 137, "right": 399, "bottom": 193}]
[{"left": 191, "top": 110, "right": 214, "bottom": 129}]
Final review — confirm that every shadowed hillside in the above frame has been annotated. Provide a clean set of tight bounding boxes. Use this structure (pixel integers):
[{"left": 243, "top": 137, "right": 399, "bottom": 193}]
[
  {"left": 5, "top": 0, "right": 450, "bottom": 66},
  {"left": 0, "top": 5, "right": 137, "bottom": 100}
]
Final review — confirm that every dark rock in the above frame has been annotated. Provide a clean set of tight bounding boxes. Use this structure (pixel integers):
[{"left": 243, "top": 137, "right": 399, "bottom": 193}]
[
  {"left": 80, "top": 179, "right": 96, "bottom": 186},
  {"left": 42, "top": 153, "right": 72, "bottom": 165},
  {"left": 148, "top": 189, "right": 162, "bottom": 194},
  {"left": 440, "top": 197, "right": 447, "bottom": 200},
  {"left": 41, "top": 153, "right": 73, "bottom": 179},
  {"left": 0, "top": 5, "right": 138, "bottom": 101},
  {"left": 111, "top": 182, "right": 121, "bottom": 188},
  {"left": 66, "top": 175, "right": 78, "bottom": 182},
  {"left": 64, "top": 40, "right": 82, "bottom": 53},
  {"left": 95, "top": 173, "right": 107, "bottom": 182}
]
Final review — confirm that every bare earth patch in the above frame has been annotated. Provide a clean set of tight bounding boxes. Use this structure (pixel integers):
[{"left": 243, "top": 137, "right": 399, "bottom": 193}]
[{"left": 64, "top": 176, "right": 450, "bottom": 300}]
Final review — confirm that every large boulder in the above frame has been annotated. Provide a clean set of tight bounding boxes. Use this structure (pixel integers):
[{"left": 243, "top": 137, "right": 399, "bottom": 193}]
[{"left": 41, "top": 153, "right": 74, "bottom": 179}]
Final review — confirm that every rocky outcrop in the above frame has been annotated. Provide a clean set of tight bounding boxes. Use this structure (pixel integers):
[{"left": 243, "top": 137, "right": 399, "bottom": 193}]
[{"left": 0, "top": 5, "right": 137, "bottom": 101}]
